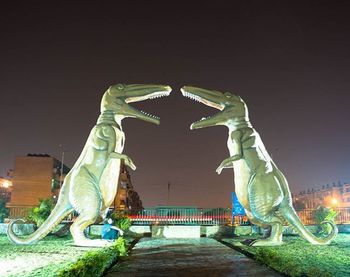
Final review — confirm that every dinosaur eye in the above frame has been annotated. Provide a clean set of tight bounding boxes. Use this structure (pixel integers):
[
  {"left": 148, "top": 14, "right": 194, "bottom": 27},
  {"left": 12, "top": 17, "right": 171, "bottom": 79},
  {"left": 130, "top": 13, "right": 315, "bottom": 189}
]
[
  {"left": 116, "top": 84, "right": 124, "bottom": 90},
  {"left": 224, "top": 92, "right": 232, "bottom": 98}
]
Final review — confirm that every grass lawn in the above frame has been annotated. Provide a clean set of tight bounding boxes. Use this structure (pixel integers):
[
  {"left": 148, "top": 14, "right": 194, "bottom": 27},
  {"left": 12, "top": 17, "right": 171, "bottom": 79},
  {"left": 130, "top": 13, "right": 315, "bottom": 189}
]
[
  {"left": 222, "top": 233, "right": 350, "bottom": 277},
  {"left": 0, "top": 234, "right": 131, "bottom": 277}
]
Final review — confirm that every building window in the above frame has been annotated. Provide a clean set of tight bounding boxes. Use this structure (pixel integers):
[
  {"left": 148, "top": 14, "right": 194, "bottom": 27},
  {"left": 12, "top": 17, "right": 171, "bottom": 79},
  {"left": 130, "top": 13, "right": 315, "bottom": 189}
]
[
  {"left": 346, "top": 188, "right": 350, "bottom": 193},
  {"left": 120, "top": 181, "right": 127, "bottom": 189}
]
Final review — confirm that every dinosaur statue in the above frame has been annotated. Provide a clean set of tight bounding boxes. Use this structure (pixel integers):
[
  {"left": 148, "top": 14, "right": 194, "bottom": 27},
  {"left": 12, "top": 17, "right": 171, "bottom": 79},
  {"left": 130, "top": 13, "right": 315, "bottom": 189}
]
[
  {"left": 8, "top": 83, "right": 172, "bottom": 247},
  {"left": 181, "top": 85, "right": 338, "bottom": 246}
]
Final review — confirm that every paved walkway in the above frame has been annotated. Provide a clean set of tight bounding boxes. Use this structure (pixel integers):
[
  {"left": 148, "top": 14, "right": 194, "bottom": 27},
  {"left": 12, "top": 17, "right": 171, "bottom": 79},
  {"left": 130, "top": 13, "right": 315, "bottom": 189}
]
[{"left": 106, "top": 238, "right": 282, "bottom": 277}]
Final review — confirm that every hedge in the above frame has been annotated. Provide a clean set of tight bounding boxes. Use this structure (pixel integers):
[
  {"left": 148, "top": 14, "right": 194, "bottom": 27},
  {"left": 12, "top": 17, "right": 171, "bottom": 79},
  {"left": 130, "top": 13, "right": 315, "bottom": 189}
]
[{"left": 57, "top": 237, "right": 127, "bottom": 277}]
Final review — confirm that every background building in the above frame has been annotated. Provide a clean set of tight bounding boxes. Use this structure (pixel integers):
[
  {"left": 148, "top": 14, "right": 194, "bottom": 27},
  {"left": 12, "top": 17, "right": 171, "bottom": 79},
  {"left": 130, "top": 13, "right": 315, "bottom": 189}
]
[
  {"left": 6, "top": 154, "right": 143, "bottom": 219},
  {"left": 292, "top": 182, "right": 350, "bottom": 209},
  {"left": 6, "top": 154, "right": 70, "bottom": 218},
  {"left": 114, "top": 162, "right": 143, "bottom": 213}
]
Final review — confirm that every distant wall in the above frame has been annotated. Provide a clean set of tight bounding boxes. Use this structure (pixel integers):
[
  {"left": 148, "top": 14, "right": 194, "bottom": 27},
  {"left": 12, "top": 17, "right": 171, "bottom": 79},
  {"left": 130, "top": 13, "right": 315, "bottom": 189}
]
[
  {"left": 0, "top": 223, "right": 35, "bottom": 236},
  {"left": 2, "top": 223, "right": 348, "bottom": 237}
]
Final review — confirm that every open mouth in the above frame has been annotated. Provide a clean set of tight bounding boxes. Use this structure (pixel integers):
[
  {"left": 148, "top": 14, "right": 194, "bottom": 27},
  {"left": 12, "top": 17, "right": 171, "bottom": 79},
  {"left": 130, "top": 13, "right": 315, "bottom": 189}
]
[
  {"left": 136, "top": 91, "right": 171, "bottom": 121},
  {"left": 181, "top": 87, "right": 223, "bottom": 128},
  {"left": 126, "top": 86, "right": 172, "bottom": 124}
]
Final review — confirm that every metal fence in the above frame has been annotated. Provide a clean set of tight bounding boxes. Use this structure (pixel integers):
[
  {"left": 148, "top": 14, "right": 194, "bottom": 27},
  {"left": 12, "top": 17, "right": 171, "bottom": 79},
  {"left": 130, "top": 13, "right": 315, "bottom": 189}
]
[
  {"left": 128, "top": 207, "right": 350, "bottom": 226},
  {"left": 296, "top": 207, "right": 350, "bottom": 225},
  {"left": 7, "top": 206, "right": 31, "bottom": 219},
  {"left": 129, "top": 208, "right": 232, "bottom": 225}
]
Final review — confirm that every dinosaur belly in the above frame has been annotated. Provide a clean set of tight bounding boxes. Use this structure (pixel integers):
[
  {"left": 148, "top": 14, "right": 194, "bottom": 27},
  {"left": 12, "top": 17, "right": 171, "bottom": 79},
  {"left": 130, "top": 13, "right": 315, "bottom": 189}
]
[
  {"left": 233, "top": 160, "right": 251, "bottom": 209},
  {"left": 99, "top": 157, "right": 121, "bottom": 209},
  {"left": 99, "top": 126, "right": 124, "bottom": 208}
]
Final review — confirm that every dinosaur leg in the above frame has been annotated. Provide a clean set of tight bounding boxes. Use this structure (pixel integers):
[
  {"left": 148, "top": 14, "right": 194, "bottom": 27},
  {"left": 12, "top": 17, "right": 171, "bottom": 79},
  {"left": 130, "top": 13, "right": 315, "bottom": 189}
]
[
  {"left": 245, "top": 210, "right": 271, "bottom": 238},
  {"left": 69, "top": 176, "right": 111, "bottom": 247},
  {"left": 239, "top": 210, "right": 270, "bottom": 245},
  {"left": 247, "top": 173, "right": 285, "bottom": 246},
  {"left": 250, "top": 215, "right": 284, "bottom": 246},
  {"left": 70, "top": 213, "right": 111, "bottom": 247},
  {"left": 245, "top": 210, "right": 269, "bottom": 228},
  {"left": 97, "top": 207, "right": 110, "bottom": 223}
]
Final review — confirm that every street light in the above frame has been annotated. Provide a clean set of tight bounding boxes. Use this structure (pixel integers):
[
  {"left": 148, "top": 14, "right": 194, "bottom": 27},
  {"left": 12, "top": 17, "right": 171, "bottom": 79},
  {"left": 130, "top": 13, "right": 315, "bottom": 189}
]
[
  {"left": 330, "top": 198, "right": 338, "bottom": 206},
  {"left": 2, "top": 181, "right": 10, "bottom": 188},
  {"left": 0, "top": 180, "right": 11, "bottom": 188}
]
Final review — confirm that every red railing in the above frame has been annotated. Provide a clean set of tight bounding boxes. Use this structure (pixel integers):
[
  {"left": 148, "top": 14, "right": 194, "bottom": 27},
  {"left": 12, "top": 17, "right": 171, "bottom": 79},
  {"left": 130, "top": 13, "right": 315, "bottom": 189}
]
[{"left": 128, "top": 207, "right": 350, "bottom": 226}]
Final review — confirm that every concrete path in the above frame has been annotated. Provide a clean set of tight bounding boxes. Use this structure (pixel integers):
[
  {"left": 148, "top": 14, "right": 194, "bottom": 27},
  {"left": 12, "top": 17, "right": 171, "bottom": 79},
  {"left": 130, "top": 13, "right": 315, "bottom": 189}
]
[{"left": 106, "top": 238, "right": 283, "bottom": 277}]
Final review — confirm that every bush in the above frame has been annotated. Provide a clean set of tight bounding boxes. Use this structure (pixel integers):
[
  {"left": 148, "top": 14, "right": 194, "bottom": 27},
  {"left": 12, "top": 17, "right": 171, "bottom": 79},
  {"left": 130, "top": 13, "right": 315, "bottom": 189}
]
[
  {"left": 313, "top": 205, "right": 337, "bottom": 235},
  {"left": 57, "top": 237, "right": 127, "bottom": 277},
  {"left": 110, "top": 211, "right": 131, "bottom": 231},
  {"left": 0, "top": 199, "right": 9, "bottom": 223},
  {"left": 115, "top": 217, "right": 131, "bottom": 231},
  {"left": 27, "top": 198, "right": 54, "bottom": 227}
]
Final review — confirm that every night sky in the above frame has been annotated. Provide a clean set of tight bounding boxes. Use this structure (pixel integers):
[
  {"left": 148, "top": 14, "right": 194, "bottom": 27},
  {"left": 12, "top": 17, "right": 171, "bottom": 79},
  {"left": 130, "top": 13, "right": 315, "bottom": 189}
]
[{"left": 1, "top": 1, "right": 350, "bottom": 208}]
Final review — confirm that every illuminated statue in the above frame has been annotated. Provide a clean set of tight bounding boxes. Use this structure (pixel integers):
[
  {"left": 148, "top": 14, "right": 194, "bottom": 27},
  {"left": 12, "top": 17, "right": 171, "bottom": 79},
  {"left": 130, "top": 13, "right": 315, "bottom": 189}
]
[
  {"left": 8, "top": 84, "right": 172, "bottom": 247},
  {"left": 181, "top": 86, "right": 337, "bottom": 246}
]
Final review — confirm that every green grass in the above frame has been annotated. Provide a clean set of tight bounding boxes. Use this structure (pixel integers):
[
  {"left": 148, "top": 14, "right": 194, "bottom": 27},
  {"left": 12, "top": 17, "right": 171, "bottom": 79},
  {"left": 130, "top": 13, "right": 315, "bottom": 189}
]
[
  {"left": 56, "top": 237, "right": 127, "bottom": 277},
  {"left": 222, "top": 234, "right": 350, "bottom": 277},
  {"left": 0, "top": 235, "right": 131, "bottom": 277}
]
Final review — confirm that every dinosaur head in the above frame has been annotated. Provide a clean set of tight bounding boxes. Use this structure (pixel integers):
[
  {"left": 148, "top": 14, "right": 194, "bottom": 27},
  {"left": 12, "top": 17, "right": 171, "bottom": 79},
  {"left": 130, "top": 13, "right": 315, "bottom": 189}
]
[
  {"left": 101, "top": 84, "right": 172, "bottom": 125},
  {"left": 181, "top": 86, "right": 249, "bottom": 130}
]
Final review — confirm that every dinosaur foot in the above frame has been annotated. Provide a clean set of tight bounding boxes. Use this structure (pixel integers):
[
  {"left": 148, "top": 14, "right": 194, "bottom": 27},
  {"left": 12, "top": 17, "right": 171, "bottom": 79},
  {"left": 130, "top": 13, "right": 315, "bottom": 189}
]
[
  {"left": 241, "top": 239, "right": 256, "bottom": 246},
  {"left": 74, "top": 238, "right": 113, "bottom": 248},
  {"left": 249, "top": 239, "right": 284, "bottom": 247}
]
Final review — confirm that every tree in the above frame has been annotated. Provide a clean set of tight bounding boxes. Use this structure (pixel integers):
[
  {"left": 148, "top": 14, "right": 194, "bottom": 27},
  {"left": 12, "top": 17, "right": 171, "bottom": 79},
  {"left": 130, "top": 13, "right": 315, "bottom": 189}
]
[
  {"left": 27, "top": 198, "right": 54, "bottom": 227},
  {"left": 0, "top": 199, "right": 9, "bottom": 223},
  {"left": 313, "top": 205, "right": 337, "bottom": 235}
]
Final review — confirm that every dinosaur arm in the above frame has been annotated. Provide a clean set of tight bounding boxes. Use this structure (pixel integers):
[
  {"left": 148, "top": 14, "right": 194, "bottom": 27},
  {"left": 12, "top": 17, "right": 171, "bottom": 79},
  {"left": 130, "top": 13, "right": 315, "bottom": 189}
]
[
  {"left": 102, "top": 126, "right": 136, "bottom": 170},
  {"left": 216, "top": 130, "right": 243, "bottom": 174},
  {"left": 218, "top": 154, "right": 242, "bottom": 167},
  {"left": 109, "top": 152, "right": 136, "bottom": 170}
]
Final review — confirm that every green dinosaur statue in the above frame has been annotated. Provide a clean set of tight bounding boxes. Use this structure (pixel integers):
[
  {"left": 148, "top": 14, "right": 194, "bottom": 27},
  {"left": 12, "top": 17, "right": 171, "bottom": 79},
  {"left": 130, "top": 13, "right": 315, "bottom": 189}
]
[
  {"left": 181, "top": 85, "right": 338, "bottom": 246},
  {"left": 8, "top": 84, "right": 172, "bottom": 247}
]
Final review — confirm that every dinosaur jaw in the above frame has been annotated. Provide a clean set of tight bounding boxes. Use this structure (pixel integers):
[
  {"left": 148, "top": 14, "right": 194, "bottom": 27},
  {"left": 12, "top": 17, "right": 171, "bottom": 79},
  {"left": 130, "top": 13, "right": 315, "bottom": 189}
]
[
  {"left": 181, "top": 86, "right": 227, "bottom": 129},
  {"left": 190, "top": 112, "right": 228, "bottom": 130},
  {"left": 123, "top": 84, "right": 172, "bottom": 125},
  {"left": 181, "top": 86, "right": 224, "bottom": 110},
  {"left": 125, "top": 85, "right": 172, "bottom": 103}
]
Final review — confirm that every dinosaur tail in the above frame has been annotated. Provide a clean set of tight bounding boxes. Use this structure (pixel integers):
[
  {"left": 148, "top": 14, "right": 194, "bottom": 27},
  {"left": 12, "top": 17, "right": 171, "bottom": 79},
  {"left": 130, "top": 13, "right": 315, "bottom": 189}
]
[
  {"left": 7, "top": 199, "right": 73, "bottom": 245},
  {"left": 281, "top": 203, "right": 338, "bottom": 245}
]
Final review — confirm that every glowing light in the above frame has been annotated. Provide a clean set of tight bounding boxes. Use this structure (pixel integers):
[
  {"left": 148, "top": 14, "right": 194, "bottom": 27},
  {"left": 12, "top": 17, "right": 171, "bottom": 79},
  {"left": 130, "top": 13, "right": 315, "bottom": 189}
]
[
  {"left": 330, "top": 198, "right": 338, "bottom": 206},
  {"left": 1, "top": 181, "right": 10, "bottom": 188}
]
